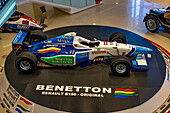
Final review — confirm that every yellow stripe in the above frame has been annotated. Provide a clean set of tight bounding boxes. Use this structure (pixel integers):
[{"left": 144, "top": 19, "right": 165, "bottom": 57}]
[
  {"left": 115, "top": 91, "right": 135, "bottom": 94},
  {"left": 38, "top": 47, "right": 61, "bottom": 52},
  {"left": 18, "top": 101, "right": 29, "bottom": 109}
]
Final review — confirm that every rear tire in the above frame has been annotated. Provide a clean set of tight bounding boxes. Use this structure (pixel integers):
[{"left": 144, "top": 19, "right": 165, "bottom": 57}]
[
  {"left": 15, "top": 52, "right": 37, "bottom": 73},
  {"left": 164, "top": 27, "right": 170, "bottom": 33},
  {"left": 31, "top": 30, "right": 47, "bottom": 42},
  {"left": 109, "top": 32, "right": 127, "bottom": 44},
  {"left": 145, "top": 17, "right": 159, "bottom": 33},
  {"left": 110, "top": 56, "right": 132, "bottom": 76}
]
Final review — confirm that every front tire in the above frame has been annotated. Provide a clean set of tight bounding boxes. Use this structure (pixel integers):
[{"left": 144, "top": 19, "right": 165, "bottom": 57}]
[
  {"left": 109, "top": 32, "right": 127, "bottom": 44},
  {"left": 145, "top": 17, "right": 159, "bottom": 33},
  {"left": 15, "top": 52, "right": 37, "bottom": 73},
  {"left": 110, "top": 56, "right": 132, "bottom": 76}
]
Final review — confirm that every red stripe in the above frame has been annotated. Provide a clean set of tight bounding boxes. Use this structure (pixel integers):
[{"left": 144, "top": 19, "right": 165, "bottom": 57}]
[
  {"left": 115, "top": 88, "right": 137, "bottom": 91},
  {"left": 104, "top": 42, "right": 105, "bottom": 45},
  {"left": 146, "top": 39, "right": 170, "bottom": 56},
  {"left": 20, "top": 97, "right": 32, "bottom": 105},
  {"left": 40, "top": 50, "right": 60, "bottom": 54},
  {"left": 106, "top": 42, "right": 108, "bottom": 45}
]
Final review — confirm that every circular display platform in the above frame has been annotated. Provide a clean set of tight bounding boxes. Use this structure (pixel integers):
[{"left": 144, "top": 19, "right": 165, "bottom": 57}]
[{"left": 5, "top": 25, "right": 166, "bottom": 112}]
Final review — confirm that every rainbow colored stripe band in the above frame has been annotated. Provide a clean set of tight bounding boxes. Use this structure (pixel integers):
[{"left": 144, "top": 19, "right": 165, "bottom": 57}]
[
  {"left": 115, "top": 88, "right": 137, "bottom": 91},
  {"left": 20, "top": 97, "right": 32, "bottom": 105},
  {"left": 38, "top": 47, "right": 61, "bottom": 54},
  {"left": 114, "top": 88, "right": 138, "bottom": 98}
]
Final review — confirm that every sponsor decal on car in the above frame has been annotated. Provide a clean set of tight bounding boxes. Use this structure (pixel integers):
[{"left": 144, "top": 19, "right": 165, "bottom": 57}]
[
  {"left": 22, "top": 20, "right": 29, "bottom": 25},
  {"left": 38, "top": 47, "right": 61, "bottom": 54},
  {"left": 62, "top": 35, "right": 73, "bottom": 40},
  {"left": 92, "top": 51, "right": 106, "bottom": 54},
  {"left": 17, "top": 25, "right": 30, "bottom": 29},
  {"left": 103, "top": 42, "right": 108, "bottom": 45},
  {"left": 109, "top": 42, "right": 114, "bottom": 45},
  {"left": 21, "top": 15, "right": 40, "bottom": 26},
  {"left": 77, "top": 52, "right": 89, "bottom": 59},
  {"left": 41, "top": 55, "right": 75, "bottom": 65},
  {"left": 57, "top": 39, "right": 70, "bottom": 43},
  {"left": 74, "top": 44, "right": 78, "bottom": 47},
  {"left": 93, "top": 58, "right": 104, "bottom": 62},
  {"left": 97, "top": 48, "right": 101, "bottom": 51}
]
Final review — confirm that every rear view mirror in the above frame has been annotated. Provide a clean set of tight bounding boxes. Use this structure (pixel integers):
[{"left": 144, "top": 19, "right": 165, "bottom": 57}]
[{"left": 93, "top": 38, "right": 97, "bottom": 41}]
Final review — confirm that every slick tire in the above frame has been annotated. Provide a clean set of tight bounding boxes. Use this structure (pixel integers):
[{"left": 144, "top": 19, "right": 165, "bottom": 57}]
[
  {"left": 15, "top": 52, "right": 37, "bottom": 73},
  {"left": 109, "top": 32, "right": 127, "bottom": 44},
  {"left": 164, "top": 27, "right": 170, "bottom": 33},
  {"left": 145, "top": 17, "right": 159, "bottom": 33},
  {"left": 31, "top": 30, "right": 47, "bottom": 42},
  {"left": 110, "top": 56, "right": 132, "bottom": 76}
]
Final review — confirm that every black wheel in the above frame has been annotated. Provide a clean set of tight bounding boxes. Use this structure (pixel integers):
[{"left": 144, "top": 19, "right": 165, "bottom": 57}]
[
  {"left": 0, "top": 28, "right": 3, "bottom": 33},
  {"left": 145, "top": 17, "right": 159, "bottom": 33},
  {"left": 109, "top": 32, "right": 127, "bottom": 44},
  {"left": 15, "top": 52, "right": 37, "bottom": 73},
  {"left": 31, "top": 30, "right": 47, "bottom": 42},
  {"left": 164, "top": 27, "right": 170, "bottom": 33},
  {"left": 14, "top": 29, "right": 19, "bottom": 33},
  {"left": 110, "top": 56, "right": 132, "bottom": 76},
  {"left": 167, "top": 6, "right": 170, "bottom": 10}
]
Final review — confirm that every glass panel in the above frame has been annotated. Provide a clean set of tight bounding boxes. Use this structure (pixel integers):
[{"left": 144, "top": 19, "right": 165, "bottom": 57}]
[
  {"left": 41, "top": 0, "right": 52, "bottom": 2},
  {"left": 71, "top": 0, "right": 87, "bottom": 8},
  {"left": 87, "top": 0, "right": 95, "bottom": 6},
  {"left": 0, "top": 0, "right": 16, "bottom": 27},
  {"left": 53, "top": 0, "right": 71, "bottom": 6},
  {"left": 16, "top": 0, "right": 100, "bottom": 8}
]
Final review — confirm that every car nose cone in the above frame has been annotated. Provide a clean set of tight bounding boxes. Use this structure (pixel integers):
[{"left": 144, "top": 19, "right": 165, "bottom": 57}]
[{"left": 135, "top": 46, "right": 153, "bottom": 53}]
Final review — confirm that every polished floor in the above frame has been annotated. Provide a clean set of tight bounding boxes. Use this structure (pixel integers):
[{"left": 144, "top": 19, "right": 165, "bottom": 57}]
[{"left": 0, "top": 0, "right": 170, "bottom": 113}]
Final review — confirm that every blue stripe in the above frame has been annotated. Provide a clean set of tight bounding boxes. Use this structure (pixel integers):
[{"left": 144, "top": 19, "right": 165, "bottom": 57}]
[
  {"left": 114, "top": 95, "right": 128, "bottom": 98},
  {"left": 15, "top": 108, "right": 22, "bottom": 113},
  {"left": 12, "top": 30, "right": 27, "bottom": 44},
  {"left": 135, "top": 61, "right": 138, "bottom": 65},
  {"left": 126, "top": 47, "right": 135, "bottom": 56}
]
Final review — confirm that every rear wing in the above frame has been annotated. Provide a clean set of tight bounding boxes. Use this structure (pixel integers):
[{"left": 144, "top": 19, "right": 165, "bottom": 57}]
[
  {"left": 12, "top": 30, "right": 28, "bottom": 44},
  {"left": 12, "top": 30, "right": 28, "bottom": 53}
]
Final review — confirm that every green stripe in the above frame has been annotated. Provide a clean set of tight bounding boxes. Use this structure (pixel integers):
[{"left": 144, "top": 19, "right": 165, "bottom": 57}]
[
  {"left": 41, "top": 56, "right": 74, "bottom": 65},
  {"left": 152, "top": 43, "right": 170, "bottom": 59},
  {"left": 157, "top": 48, "right": 170, "bottom": 59},
  {"left": 114, "top": 93, "right": 138, "bottom": 96},
  {"left": 17, "top": 105, "right": 30, "bottom": 112}
]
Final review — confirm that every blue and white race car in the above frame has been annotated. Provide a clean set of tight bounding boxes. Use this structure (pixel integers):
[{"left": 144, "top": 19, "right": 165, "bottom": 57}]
[
  {"left": 0, "top": 11, "right": 43, "bottom": 33},
  {"left": 12, "top": 30, "right": 152, "bottom": 76}
]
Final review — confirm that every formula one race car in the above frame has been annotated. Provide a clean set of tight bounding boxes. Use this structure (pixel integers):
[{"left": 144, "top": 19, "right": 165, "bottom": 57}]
[
  {"left": 12, "top": 30, "right": 152, "bottom": 76},
  {"left": 143, "top": 6, "right": 170, "bottom": 33},
  {"left": 0, "top": 11, "right": 44, "bottom": 33}
]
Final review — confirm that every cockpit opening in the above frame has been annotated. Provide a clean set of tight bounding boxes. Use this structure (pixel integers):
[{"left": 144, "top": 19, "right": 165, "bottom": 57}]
[{"left": 80, "top": 41, "right": 100, "bottom": 47}]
